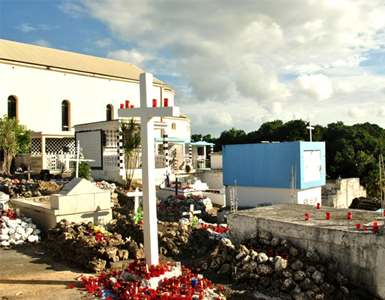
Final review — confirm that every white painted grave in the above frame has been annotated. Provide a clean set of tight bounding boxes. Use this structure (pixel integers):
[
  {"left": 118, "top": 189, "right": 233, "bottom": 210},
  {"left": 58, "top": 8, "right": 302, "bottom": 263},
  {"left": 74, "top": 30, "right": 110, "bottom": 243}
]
[{"left": 118, "top": 72, "right": 179, "bottom": 266}]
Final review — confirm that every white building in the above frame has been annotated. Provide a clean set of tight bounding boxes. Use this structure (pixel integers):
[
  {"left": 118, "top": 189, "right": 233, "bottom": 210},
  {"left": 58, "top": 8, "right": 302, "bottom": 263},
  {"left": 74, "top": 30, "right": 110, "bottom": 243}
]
[{"left": 0, "top": 39, "right": 191, "bottom": 180}]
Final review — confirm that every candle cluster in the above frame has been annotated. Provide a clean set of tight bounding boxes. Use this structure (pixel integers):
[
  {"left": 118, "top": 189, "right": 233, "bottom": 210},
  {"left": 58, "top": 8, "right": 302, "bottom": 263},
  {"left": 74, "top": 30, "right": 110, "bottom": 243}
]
[
  {"left": 199, "top": 221, "right": 229, "bottom": 235},
  {"left": 79, "top": 260, "right": 223, "bottom": 300}
]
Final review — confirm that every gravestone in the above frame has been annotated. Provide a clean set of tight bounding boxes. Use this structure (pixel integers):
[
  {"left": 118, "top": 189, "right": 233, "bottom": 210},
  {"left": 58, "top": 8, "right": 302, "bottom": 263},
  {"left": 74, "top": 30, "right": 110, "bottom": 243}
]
[{"left": 118, "top": 72, "right": 179, "bottom": 265}]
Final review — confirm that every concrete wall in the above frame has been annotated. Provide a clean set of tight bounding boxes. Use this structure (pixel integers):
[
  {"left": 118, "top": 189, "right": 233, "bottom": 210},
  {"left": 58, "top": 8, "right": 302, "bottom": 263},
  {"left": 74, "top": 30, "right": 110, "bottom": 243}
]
[
  {"left": 228, "top": 206, "right": 385, "bottom": 299},
  {"left": 224, "top": 185, "right": 321, "bottom": 207},
  {"left": 198, "top": 169, "right": 223, "bottom": 190},
  {"left": 323, "top": 178, "right": 367, "bottom": 208},
  {"left": 210, "top": 153, "right": 222, "bottom": 169}
]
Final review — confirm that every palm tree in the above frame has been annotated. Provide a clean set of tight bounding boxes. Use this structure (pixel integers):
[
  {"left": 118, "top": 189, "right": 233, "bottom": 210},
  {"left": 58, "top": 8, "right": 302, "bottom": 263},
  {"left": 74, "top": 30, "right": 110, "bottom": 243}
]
[{"left": 119, "top": 118, "right": 141, "bottom": 190}]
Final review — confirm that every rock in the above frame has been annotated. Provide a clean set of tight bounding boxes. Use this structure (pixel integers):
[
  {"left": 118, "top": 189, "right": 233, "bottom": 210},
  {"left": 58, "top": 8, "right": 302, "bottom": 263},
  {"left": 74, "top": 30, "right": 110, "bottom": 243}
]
[
  {"left": 291, "top": 292, "right": 312, "bottom": 300},
  {"left": 315, "top": 294, "right": 324, "bottom": 300},
  {"left": 293, "top": 270, "right": 307, "bottom": 282},
  {"left": 289, "top": 247, "right": 298, "bottom": 257},
  {"left": 306, "top": 266, "right": 316, "bottom": 273},
  {"left": 242, "top": 261, "right": 258, "bottom": 273},
  {"left": 257, "top": 253, "right": 269, "bottom": 264},
  {"left": 274, "top": 257, "right": 288, "bottom": 273},
  {"left": 259, "top": 231, "right": 273, "bottom": 240},
  {"left": 270, "top": 237, "right": 280, "bottom": 247},
  {"left": 306, "top": 249, "right": 320, "bottom": 264},
  {"left": 259, "top": 238, "right": 271, "bottom": 246},
  {"left": 218, "top": 263, "right": 231, "bottom": 275},
  {"left": 282, "top": 269, "right": 293, "bottom": 279},
  {"left": 311, "top": 270, "right": 324, "bottom": 285},
  {"left": 281, "top": 279, "right": 297, "bottom": 292},
  {"left": 300, "top": 278, "right": 320, "bottom": 293},
  {"left": 291, "top": 260, "right": 304, "bottom": 271},
  {"left": 282, "top": 239, "right": 293, "bottom": 249},
  {"left": 336, "top": 272, "right": 348, "bottom": 286},
  {"left": 259, "top": 276, "right": 272, "bottom": 287},
  {"left": 320, "top": 283, "right": 335, "bottom": 295},
  {"left": 256, "top": 264, "right": 274, "bottom": 276},
  {"left": 340, "top": 286, "right": 349, "bottom": 294},
  {"left": 87, "top": 258, "right": 106, "bottom": 273}
]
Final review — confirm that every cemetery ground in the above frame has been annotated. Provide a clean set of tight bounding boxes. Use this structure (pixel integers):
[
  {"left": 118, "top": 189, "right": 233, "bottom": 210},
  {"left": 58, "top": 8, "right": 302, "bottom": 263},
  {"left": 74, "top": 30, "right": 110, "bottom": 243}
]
[{"left": 0, "top": 177, "right": 380, "bottom": 300}]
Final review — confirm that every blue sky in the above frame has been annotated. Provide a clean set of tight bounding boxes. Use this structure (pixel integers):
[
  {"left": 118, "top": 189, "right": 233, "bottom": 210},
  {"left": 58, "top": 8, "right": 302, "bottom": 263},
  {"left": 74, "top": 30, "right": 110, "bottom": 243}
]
[{"left": 1, "top": 0, "right": 385, "bottom": 137}]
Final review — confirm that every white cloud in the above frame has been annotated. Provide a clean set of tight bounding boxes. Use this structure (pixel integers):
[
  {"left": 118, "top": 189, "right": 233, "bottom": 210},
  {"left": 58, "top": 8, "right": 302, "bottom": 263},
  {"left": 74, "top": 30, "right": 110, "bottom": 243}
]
[
  {"left": 348, "top": 107, "right": 365, "bottom": 118},
  {"left": 379, "top": 106, "right": 385, "bottom": 117},
  {"left": 34, "top": 39, "right": 51, "bottom": 48},
  {"left": 17, "top": 23, "right": 36, "bottom": 33},
  {"left": 95, "top": 38, "right": 111, "bottom": 48},
  {"left": 61, "top": 0, "right": 385, "bottom": 135},
  {"left": 106, "top": 49, "right": 153, "bottom": 68},
  {"left": 294, "top": 74, "right": 333, "bottom": 101}
]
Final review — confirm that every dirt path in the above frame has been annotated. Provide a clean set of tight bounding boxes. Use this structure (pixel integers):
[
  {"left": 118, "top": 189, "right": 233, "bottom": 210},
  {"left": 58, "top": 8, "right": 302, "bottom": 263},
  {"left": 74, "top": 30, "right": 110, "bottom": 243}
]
[{"left": 0, "top": 244, "right": 91, "bottom": 300}]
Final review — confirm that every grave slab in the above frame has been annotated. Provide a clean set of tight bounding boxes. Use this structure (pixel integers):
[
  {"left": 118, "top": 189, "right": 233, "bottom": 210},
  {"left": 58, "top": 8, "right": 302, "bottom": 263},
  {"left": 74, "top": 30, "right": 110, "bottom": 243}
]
[{"left": 227, "top": 204, "right": 385, "bottom": 299}]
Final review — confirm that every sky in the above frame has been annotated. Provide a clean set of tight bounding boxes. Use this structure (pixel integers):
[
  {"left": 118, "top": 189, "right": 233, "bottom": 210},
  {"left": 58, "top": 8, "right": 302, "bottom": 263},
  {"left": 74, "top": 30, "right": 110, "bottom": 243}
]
[{"left": 1, "top": 0, "right": 385, "bottom": 137}]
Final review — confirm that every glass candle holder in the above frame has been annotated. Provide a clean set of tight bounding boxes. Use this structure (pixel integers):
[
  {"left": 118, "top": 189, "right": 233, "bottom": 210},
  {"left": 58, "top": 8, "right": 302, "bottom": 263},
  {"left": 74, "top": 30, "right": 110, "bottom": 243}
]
[
  {"left": 348, "top": 212, "right": 352, "bottom": 219},
  {"left": 326, "top": 212, "right": 331, "bottom": 220}
]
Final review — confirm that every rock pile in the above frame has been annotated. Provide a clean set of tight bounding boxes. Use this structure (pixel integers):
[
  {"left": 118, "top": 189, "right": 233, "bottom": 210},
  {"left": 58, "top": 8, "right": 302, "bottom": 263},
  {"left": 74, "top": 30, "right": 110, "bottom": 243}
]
[
  {"left": 44, "top": 219, "right": 144, "bottom": 272},
  {"left": 0, "top": 210, "right": 41, "bottom": 246},
  {"left": 349, "top": 197, "right": 381, "bottom": 211},
  {"left": 0, "top": 177, "right": 64, "bottom": 199},
  {"left": 203, "top": 231, "right": 351, "bottom": 300},
  {"left": 157, "top": 195, "right": 216, "bottom": 223}
]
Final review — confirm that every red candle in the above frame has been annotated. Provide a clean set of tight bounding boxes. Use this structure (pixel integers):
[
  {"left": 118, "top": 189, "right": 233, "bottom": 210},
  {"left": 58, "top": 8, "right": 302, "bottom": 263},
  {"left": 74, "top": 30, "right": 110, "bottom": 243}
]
[
  {"left": 130, "top": 105, "right": 134, "bottom": 108},
  {"left": 125, "top": 100, "right": 130, "bottom": 108},
  {"left": 218, "top": 285, "right": 224, "bottom": 292},
  {"left": 363, "top": 227, "right": 367, "bottom": 231},
  {"left": 305, "top": 213, "right": 309, "bottom": 221},
  {"left": 120, "top": 104, "right": 124, "bottom": 108},
  {"left": 326, "top": 212, "right": 330, "bottom": 220},
  {"left": 317, "top": 203, "right": 320, "bottom": 209},
  {"left": 348, "top": 212, "right": 352, "bottom": 219},
  {"left": 356, "top": 223, "right": 361, "bottom": 229},
  {"left": 153, "top": 99, "right": 157, "bottom": 107},
  {"left": 164, "top": 98, "right": 169, "bottom": 107},
  {"left": 373, "top": 222, "right": 378, "bottom": 227},
  {"left": 284, "top": 253, "right": 289, "bottom": 260}
]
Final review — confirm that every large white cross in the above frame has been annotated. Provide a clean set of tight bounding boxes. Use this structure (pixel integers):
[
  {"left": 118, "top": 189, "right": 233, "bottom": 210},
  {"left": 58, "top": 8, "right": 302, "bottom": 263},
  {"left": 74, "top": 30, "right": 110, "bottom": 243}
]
[
  {"left": 118, "top": 73, "right": 179, "bottom": 266},
  {"left": 306, "top": 121, "right": 315, "bottom": 142}
]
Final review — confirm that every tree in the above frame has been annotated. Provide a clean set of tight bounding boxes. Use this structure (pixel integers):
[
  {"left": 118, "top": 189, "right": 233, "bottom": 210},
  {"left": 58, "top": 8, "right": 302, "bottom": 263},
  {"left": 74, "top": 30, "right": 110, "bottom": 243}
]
[
  {"left": 120, "top": 118, "right": 141, "bottom": 190},
  {"left": 0, "top": 115, "right": 32, "bottom": 174}
]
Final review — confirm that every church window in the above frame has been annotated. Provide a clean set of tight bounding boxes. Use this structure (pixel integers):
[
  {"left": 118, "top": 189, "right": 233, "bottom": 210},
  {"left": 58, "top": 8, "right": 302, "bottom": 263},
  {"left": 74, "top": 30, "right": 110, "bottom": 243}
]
[
  {"left": 106, "top": 104, "right": 114, "bottom": 121},
  {"left": 61, "top": 100, "right": 70, "bottom": 131},
  {"left": 172, "top": 123, "right": 176, "bottom": 130},
  {"left": 7, "top": 96, "right": 17, "bottom": 119}
]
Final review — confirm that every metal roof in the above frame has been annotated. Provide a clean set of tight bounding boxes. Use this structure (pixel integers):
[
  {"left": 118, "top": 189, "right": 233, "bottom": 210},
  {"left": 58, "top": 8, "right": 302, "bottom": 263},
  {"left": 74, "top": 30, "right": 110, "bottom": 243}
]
[{"left": 0, "top": 39, "right": 167, "bottom": 87}]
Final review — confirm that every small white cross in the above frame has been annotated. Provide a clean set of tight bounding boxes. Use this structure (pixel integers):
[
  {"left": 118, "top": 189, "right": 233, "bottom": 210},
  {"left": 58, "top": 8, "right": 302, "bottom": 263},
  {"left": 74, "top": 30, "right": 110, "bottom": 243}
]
[
  {"left": 65, "top": 140, "right": 94, "bottom": 178},
  {"left": 306, "top": 121, "right": 315, "bottom": 142},
  {"left": 126, "top": 187, "right": 143, "bottom": 214},
  {"left": 182, "top": 203, "right": 201, "bottom": 224}
]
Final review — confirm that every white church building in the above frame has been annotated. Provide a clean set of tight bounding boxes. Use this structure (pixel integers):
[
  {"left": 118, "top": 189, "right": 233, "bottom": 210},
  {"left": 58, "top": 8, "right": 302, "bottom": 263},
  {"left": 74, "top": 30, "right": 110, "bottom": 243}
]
[{"left": 0, "top": 39, "right": 191, "bottom": 181}]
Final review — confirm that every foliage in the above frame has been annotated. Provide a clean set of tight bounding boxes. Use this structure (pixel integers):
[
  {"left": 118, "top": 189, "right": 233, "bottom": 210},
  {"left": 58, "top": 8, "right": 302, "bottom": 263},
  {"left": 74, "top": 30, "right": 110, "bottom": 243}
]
[
  {"left": 0, "top": 115, "right": 33, "bottom": 174},
  {"left": 71, "top": 154, "right": 91, "bottom": 179},
  {"left": 192, "top": 215, "right": 199, "bottom": 226},
  {"left": 132, "top": 206, "right": 144, "bottom": 223},
  {"left": 193, "top": 119, "right": 385, "bottom": 197},
  {"left": 120, "top": 118, "right": 141, "bottom": 190}
]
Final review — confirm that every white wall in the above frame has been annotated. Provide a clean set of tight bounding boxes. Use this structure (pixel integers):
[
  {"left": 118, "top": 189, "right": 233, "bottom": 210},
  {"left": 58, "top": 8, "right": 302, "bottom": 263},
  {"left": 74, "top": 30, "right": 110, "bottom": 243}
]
[
  {"left": 225, "top": 185, "right": 321, "bottom": 207},
  {"left": 0, "top": 63, "right": 174, "bottom": 133}
]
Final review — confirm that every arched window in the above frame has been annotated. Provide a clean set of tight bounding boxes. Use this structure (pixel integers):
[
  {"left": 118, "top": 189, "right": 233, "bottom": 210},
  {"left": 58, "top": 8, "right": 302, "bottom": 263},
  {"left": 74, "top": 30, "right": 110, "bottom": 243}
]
[
  {"left": 171, "top": 123, "right": 176, "bottom": 130},
  {"left": 7, "top": 96, "right": 17, "bottom": 119},
  {"left": 61, "top": 100, "right": 70, "bottom": 131},
  {"left": 106, "top": 104, "right": 114, "bottom": 121}
]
